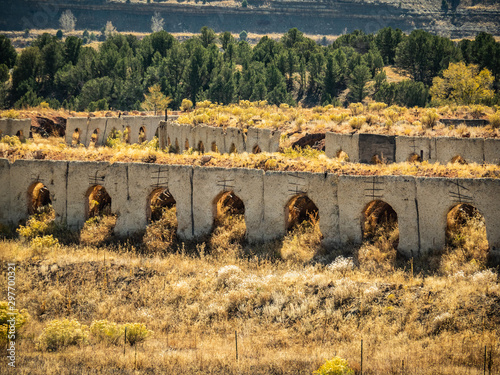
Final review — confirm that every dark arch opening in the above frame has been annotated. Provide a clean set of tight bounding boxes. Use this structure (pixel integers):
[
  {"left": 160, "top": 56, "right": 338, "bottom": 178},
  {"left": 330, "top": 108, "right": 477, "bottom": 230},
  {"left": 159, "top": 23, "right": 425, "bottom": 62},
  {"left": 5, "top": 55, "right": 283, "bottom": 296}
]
[
  {"left": 85, "top": 185, "right": 112, "bottom": 219},
  {"left": 144, "top": 188, "right": 178, "bottom": 251},
  {"left": 71, "top": 128, "right": 81, "bottom": 146},
  {"left": 28, "top": 182, "right": 52, "bottom": 216},
  {"left": 90, "top": 129, "right": 100, "bottom": 146},
  {"left": 198, "top": 141, "right": 205, "bottom": 153},
  {"left": 252, "top": 145, "right": 262, "bottom": 154},
  {"left": 285, "top": 194, "right": 319, "bottom": 231},
  {"left": 174, "top": 138, "right": 180, "bottom": 153},
  {"left": 229, "top": 143, "right": 237, "bottom": 154},
  {"left": 124, "top": 126, "right": 131, "bottom": 144},
  {"left": 147, "top": 188, "right": 177, "bottom": 223},
  {"left": 362, "top": 200, "right": 399, "bottom": 249},
  {"left": 15, "top": 130, "right": 24, "bottom": 141},
  {"left": 451, "top": 155, "right": 467, "bottom": 164},
  {"left": 211, "top": 141, "right": 218, "bottom": 153},
  {"left": 139, "top": 126, "right": 146, "bottom": 143},
  {"left": 446, "top": 203, "right": 489, "bottom": 257},
  {"left": 167, "top": 136, "right": 171, "bottom": 146},
  {"left": 185, "top": 139, "right": 190, "bottom": 151},
  {"left": 212, "top": 191, "right": 246, "bottom": 241},
  {"left": 106, "top": 128, "right": 120, "bottom": 146},
  {"left": 408, "top": 153, "right": 421, "bottom": 163}
]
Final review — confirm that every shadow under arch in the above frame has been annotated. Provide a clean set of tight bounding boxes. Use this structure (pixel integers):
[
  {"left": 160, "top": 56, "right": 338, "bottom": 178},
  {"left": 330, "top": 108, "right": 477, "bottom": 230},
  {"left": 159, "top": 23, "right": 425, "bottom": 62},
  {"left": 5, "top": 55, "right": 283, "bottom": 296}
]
[
  {"left": 85, "top": 185, "right": 112, "bottom": 219},
  {"left": 362, "top": 200, "right": 399, "bottom": 249},
  {"left": 446, "top": 203, "right": 489, "bottom": 253},
  {"left": 71, "top": 128, "right": 81, "bottom": 146},
  {"left": 252, "top": 144, "right": 261, "bottom": 154},
  {"left": 147, "top": 188, "right": 177, "bottom": 223},
  {"left": 27, "top": 182, "right": 52, "bottom": 215},
  {"left": 90, "top": 129, "right": 100, "bottom": 146},
  {"left": 139, "top": 126, "right": 146, "bottom": 143},
  {"left": 212, "top": 191, "right": 246, "bottom": 238},
  {"left": 285, "top": 194, "right": 320, "bottom": 232},
  {"left": 198, "top": 141, "right": 205, "bottom": 153},
  {"left": 211, "top": 141, "right": 218, "bottom": 153}
]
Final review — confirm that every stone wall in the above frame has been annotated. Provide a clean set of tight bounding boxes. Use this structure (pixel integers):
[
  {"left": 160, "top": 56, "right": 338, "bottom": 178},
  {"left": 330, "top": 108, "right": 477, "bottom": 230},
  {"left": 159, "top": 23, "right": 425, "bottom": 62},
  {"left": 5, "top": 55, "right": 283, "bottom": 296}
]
[
  {"left": 0, "top": 119, "right": 31, "bottom": 140},
  {"left": 158, "top": 121, "right": 281, "bottom": 154},
  {"left": 327, "top": 132, "right": 500, "bottom": 165},
  {"left": 65, "top": 116, "right": 163, "bottom": 146},
  {"left": 1, "top": 158, "right": 499, "bottom": 257}
]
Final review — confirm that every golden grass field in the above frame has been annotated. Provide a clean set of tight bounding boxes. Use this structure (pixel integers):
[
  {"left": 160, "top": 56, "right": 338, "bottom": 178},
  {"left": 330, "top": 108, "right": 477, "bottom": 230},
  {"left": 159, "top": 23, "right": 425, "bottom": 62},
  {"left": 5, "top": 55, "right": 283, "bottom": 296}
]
[{"left": 0, "top": 197, "right": 498, "bottom": 374}]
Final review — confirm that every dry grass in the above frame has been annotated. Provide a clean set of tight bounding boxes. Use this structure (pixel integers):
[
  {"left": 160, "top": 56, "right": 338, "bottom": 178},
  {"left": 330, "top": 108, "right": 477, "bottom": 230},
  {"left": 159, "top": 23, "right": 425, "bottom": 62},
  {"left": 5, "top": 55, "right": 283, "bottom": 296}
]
[{"left": 0, "top": 206, "right": 498, "bottom": 374}]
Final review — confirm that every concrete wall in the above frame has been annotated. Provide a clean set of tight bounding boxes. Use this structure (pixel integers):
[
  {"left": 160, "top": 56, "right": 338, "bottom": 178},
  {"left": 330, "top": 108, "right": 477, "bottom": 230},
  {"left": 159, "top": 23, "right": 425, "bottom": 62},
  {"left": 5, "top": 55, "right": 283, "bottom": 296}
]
[
  {"left": 1, "top": 158, "right": 499, "bottom": 256},
  {"left": 158, "top": 121, "right": 281, "bottom": 154},
  {"left": 0, "top": 119, "right": 31, "bottom": 140},
  {"left": 327, "top": 132, "right": 500, "bottom": 165},
  {"left": 65, "top": 116, "right": 163, "bottom": 146},
  {"left": 324, "top": 132, "right": 359, "bottom": 162}
]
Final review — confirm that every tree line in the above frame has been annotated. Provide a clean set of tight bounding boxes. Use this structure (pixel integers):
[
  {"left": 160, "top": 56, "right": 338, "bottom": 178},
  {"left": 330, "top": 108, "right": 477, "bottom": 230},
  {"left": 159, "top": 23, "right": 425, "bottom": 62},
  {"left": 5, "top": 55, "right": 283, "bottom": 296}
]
[{"left": 0, "top": 27, "right": 499, "bottom": 111}]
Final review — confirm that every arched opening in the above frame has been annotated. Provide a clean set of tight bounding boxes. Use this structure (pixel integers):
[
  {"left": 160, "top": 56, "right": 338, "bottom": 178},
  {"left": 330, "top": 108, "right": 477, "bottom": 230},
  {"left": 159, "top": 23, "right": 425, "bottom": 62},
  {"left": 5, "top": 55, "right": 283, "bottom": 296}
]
[
  {"left": 445, "top": 203, "right": 489, "bottom": 262},
  {"left": 451, "top": 155, "right": 467, "bottom": 164},
  {"left": 185, "top": 139, "right": 190, "bottom": 151},
  {"left": 198, "top": 141, "right": 205, "bottom": 153},
  {"left": 229, "top": 143, "right": 237, "bottom": 154},
  {"left": 147, "top": 188, "right": 177, "bottom": 223},
  {"left": 212, "top": 191, "right": 246, "bottom": 245},
  {"left": 282, "top": 194, "right": 322, "bottom": 262},
  {"left": 285, "top": 194, "right": 319, "bottom": 231},
  {"left": 336, "top": 150, "right": 349, "bottom": 162},
  {"left": 16, "top": 130, "right": 24, "bottom": 141},
  {"left": 362, "top": 200, "right": 399, "bottom": 249},
  {"left": 28, "top": 182, "right": 52, "bottom": 216},
  {"left": 408, "top": 153, "right": 421, "bottom": 163},
  {"left": 106, "top": 128, "right": 120, "bottom": 146},
  {"left": 211, "top": 141, "right": 218, "bottom": 153},
  {"left": 124, "top": 126, "right": 131, "bottom": 144},
  {"left": 167, "top": 136, "right": 171, "bottom": 146},
  {"left": 252, "top": 145, "right": 262, "bottom": 154},
  {"left": 144, "top": 188, "right": 178, "bottom": 251},
  {"left": 85, "top": 185, "right": 112, "bottom": 219},
  {"left": 71, "top": 128, "right": 81, "bottom": 146},
  {"left": 139, "top": 126, "right": 146, "bottom": 143},
  {"left": 89, "top": 129, "right": 100, "bottom": 147}
]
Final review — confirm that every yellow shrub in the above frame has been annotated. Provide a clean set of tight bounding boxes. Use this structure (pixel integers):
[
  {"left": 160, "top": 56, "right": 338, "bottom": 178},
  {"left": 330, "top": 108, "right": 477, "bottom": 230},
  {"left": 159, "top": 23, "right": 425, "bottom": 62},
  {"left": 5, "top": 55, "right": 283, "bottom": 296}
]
[
  {"left": 180, "top": 99, "right": 193, "bottom": 111},
  {"left": 38, "top": 319, "right": 89, "bottom": 351},
  {"left": 314, "top": 356, "right": 354, "bottom": 375}
]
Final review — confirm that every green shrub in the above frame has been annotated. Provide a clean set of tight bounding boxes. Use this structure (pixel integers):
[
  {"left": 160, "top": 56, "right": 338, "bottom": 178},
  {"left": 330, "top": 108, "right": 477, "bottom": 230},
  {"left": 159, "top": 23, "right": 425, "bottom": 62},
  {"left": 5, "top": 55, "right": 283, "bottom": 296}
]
[
  {"left": 180, "top": 98, "right": 193, "bottom": 112},
  {"left": 38, "top": 319, "right": 89, "bottom": 351},
  {"left": 314, "top": 357, "right": 354, "bottom": 375},
  {"left": 0, "top": 301, "right": 30, "bottom": 346},
  {"left": 123, "top": 323, "right": 152, "bottom": 346},
  {"left": 90, "top": 320, "right": 123, "bottom": 345},
  {"left": 488, "top": 111, "right": 500, "bottom": 128}
]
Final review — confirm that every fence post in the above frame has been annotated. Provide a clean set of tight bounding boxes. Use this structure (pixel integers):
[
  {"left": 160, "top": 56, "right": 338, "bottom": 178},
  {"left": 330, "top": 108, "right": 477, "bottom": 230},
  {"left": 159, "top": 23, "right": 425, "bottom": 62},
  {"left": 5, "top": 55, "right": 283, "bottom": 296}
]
[
  {"left": 360, "top": 339, "right": 363, "bottom": 375},
  {"left": 235, "top": 331, "right": 238, "bottom": 361},
  {"left": 484, "top": 345, "right": 487, "bottom": 375},
  {"left": 123, "top": 327, "right": 127, "bottom": 355}
]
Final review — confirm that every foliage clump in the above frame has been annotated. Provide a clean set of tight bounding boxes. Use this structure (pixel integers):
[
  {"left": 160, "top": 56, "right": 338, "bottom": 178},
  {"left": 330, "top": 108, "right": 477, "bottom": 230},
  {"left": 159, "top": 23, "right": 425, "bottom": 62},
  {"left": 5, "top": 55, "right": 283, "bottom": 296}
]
[
  {"left": 314, "top": 357, "right": 354, "bottom": 375},
  {"left": 38, "top": 319, "right": 89, "bottom": 351}
]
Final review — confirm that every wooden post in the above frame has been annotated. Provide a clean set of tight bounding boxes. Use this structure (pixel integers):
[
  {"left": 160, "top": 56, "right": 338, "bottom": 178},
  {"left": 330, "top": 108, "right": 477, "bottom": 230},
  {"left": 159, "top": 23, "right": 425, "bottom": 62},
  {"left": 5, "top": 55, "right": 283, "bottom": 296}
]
[
  {"left": 123, "top": 327, "right": 127, "bottom": 355},
  {"left": 235, "top": 331, "right": 238, "bottom": 360},
  {"left": 484, "top": 345, "right": 487, "bottom": 375},
  {"left": 360, "top": 339, "right": 363, "bottom": 375}
]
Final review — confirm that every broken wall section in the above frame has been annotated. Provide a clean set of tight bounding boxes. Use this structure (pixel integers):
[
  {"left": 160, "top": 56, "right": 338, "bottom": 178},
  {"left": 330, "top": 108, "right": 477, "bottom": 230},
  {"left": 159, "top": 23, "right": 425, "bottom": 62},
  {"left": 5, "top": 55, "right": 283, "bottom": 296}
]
[
  {"left": 326, "top": 132, "right": 500, "bottom": 165},
  {"left": 158, "top": 121, "right": 281, "bottom": 153},
  {"left": 0, "top": 118, "right": 31, "bottom": 140}
]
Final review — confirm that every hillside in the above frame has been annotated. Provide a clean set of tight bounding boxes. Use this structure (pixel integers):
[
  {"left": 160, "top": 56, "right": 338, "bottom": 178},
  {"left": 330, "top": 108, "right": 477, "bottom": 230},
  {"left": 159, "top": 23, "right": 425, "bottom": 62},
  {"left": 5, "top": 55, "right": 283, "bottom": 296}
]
[{"left": 0, "top": 0, "right": 498, "bottom": 38}]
